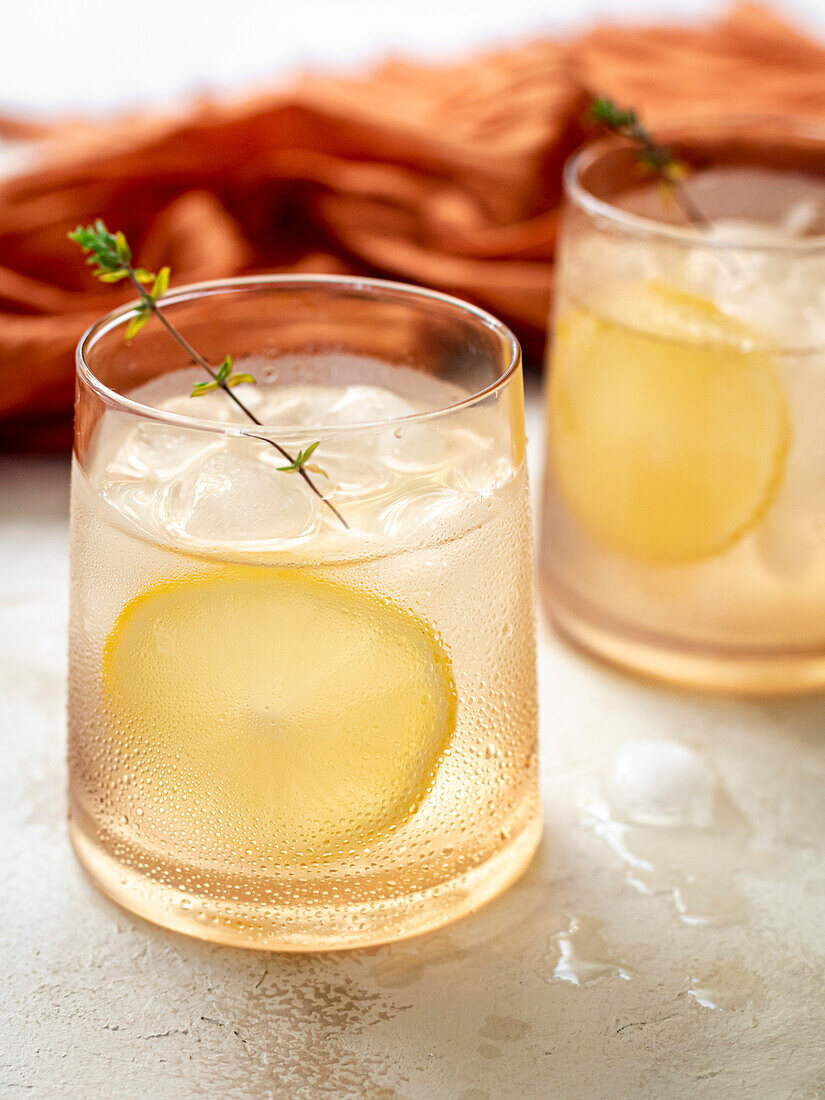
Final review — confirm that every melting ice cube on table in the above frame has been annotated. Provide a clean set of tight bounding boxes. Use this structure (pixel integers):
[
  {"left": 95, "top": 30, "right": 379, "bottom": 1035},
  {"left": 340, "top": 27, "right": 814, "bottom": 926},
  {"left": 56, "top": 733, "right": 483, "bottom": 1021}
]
[{"left": 607, "top": 740, "right": 714, "bottom": 829}]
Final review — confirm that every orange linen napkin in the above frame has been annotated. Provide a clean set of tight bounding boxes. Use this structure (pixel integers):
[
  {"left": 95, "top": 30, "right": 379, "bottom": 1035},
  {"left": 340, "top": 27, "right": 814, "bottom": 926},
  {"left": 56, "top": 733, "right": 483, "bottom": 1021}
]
[{"left": 2, "top": 3, "right": 825, "bottom": 449}]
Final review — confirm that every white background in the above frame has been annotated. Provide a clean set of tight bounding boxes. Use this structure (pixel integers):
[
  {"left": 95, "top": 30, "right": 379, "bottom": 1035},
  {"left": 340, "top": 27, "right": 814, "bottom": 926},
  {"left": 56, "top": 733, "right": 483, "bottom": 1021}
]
[{"left": 3, "top": 0, "right": 825, "bottom": 117}]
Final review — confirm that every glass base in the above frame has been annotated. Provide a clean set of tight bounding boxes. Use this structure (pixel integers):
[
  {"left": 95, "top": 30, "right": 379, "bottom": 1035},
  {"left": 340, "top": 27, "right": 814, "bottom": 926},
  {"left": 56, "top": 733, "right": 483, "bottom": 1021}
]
[
  {"left": 543, "top": 583, "right": 825, "bottom": 696},
  {"left": 68, "top": 806, "right": 542, "bottom": 951}
]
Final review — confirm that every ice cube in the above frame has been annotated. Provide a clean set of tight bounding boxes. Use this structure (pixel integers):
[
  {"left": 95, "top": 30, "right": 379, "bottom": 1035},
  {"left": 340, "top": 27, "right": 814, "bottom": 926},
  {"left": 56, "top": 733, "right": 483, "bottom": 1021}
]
[
  {"left": 374, "top": 420, "right": 463, "bottom": 473},
  {"left": 449, "top": 451, "right": 515, "bottom": 493},
  {"left": 607, "top": 740, "right": 714, "bottom": 829},
  {"left": 98, "top": 479, "right": 164, "bottom": 534},
  {"left": 161, "top": 446, "right": 321, "bottom": 544},
  {"left": 253, "top": 385, "right": 341, "bottom": 428},
  {"left": 161, "top": 388, "right": 259, "bottom": 424},
  {"left": 324, "top": 384, "right": 421, "bottom": 426},
  {"left": 106, "top": 422, "right": 221, "bottom": 481},
  {"left": 440, "top": 418, "right": 513, "bottom": 493},
  {"left": 250, "top": 383, "right": 418, "bottom": 431},
  {"left": 752, "top": 350, "right": 825, "bottom": 580},
  {"left": 707, "top": 218, "right": 808, "bottom": 247},
  {"left": 379, "top": 486, "right": 465, "bottom": 538},
  {"left": 300, "top": 448, "right": 396, "bottom": 500},
  {"left": 681, "top": 224, "right": 825, "bottom": 347}
]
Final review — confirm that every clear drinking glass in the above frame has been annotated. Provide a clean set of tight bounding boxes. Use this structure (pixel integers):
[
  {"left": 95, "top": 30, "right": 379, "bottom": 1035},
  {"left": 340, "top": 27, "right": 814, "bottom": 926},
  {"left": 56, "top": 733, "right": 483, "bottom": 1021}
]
[
  {"left": 69, "top": 275, "right": 541, "bottom": 950},
  {"left": 541, "top": 117, "right": 825, "bottom": 693}
]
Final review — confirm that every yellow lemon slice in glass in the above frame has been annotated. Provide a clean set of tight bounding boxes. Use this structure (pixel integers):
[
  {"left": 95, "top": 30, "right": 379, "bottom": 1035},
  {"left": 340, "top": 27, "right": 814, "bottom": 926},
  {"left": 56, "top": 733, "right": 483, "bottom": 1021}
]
[
  {"left": 102, "top": 567, "right": 456, "bottom": 860},
  {"left": 549, "top": 280, "right": 789, "bottom": 563}
]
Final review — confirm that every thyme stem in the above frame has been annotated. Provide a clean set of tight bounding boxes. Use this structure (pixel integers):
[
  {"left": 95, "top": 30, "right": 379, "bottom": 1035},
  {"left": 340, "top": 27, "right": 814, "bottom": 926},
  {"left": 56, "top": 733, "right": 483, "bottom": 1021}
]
[
  {"left": 124, "top": 269, "right": 348, "bottom": 529},
  {"left": 69, "top": 221, "right": 347, "bottom": 530},
  {"left": 589, "top": 98, "right": 742, "bottom": 275}
]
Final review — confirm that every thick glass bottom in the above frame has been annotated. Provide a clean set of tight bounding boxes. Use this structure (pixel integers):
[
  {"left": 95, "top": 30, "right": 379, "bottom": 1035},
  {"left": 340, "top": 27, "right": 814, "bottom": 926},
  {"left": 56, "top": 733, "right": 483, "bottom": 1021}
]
[
  {"left": 68, "top": 803, "right": 542, "bottom": 951},
  {"left": 543, "top": 582, "right": 825, "bottom": 696}
]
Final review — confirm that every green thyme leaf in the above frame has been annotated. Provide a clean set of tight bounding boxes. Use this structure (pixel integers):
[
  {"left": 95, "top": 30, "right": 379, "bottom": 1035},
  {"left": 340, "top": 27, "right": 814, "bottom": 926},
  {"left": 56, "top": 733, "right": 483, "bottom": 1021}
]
[
  {"left": 115, "top": 231, "right": 131, "bottom": 265},
  {"left": 69, "top": 221, "right": 129, "bottom": 277},
  {"left": 151, "top": 266, "right": 170, "bottom": 300},
  {"left": 278, "top": 440, "right": 322, "bottom": 473},
  {"left": 191, "top": 379, "right": 219, "bottom": 396},
  {"left": 590, "top": 98, "right": 637, "bottom": 131},
  {"left": 216, "top": 356, "right": 233, "bottom": 385},
  {"left": 299, "top": 441, "right": 320, "bottom": 463},
  {"left": 225, "top": 372, "right": 256, "bottom": 388},
  {"left": 98, "top": 270, "right": 130, "bottom": 283},
  {"left": 126, "top": 311, "right": 150, "bottom": 340}
]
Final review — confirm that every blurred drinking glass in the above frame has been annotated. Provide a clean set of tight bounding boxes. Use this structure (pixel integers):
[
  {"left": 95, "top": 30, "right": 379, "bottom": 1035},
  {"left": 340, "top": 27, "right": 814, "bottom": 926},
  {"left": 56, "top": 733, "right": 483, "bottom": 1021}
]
[{"left": 541, "top": 117, "right": 825, "bottom": 693}]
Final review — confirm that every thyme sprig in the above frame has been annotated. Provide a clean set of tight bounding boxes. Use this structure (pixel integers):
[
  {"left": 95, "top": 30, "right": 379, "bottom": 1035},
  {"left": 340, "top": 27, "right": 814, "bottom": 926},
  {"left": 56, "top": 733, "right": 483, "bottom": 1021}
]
[
  {"left": 69, "top": 222, "right": 347, "bottom": 529},
  {"left": 590, "top": 98, "right": 707, "bottom": 228},
  {"left": 278, "top": 440, "right": 326, "bottom": 478},
  {"left": 190, "top": 356, "right": 256, "bottom": 397}
]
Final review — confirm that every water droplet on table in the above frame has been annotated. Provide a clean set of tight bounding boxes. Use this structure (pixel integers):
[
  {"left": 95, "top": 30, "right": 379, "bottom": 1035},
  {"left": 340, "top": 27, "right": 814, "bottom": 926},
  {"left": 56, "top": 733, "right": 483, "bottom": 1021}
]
[
  {"left": 686, "top": 960, "right": 766, "bottom": 1012},
  {"left": 536, "top": 915, "right": 633, "bottom": 986}
]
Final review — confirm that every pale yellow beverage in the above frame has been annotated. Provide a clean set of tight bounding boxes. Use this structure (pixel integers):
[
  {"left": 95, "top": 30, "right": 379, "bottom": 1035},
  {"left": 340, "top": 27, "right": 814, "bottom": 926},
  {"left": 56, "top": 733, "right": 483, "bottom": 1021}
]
[
  {"left": 68, "top": 278, "right": 540, "bottom": 950},
  {"left": 542, "top": 119, "right": 825, "bottom": 692}
]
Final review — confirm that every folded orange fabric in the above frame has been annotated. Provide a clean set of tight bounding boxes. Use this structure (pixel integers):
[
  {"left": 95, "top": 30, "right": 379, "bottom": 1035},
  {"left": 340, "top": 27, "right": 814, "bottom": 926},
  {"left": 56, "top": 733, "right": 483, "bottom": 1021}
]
[{"left": 2, "top": 3, "right": 825, "bottom": 449}]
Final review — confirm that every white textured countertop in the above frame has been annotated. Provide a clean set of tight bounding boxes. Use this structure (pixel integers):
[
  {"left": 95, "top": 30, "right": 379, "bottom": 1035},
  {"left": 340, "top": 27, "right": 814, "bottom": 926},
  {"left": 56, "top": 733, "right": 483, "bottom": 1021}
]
[{"left": 2, "top": 395, "right": 824, "bottom": 1099}]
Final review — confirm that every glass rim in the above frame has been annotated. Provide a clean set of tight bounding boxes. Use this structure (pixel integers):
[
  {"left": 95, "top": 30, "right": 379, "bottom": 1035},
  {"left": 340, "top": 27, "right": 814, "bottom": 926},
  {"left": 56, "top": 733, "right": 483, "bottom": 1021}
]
[
  {"left": 564, "top": 112, "right": 825, "bottom": 254},
  {"left": 76, "top": 272, "right": 522, "bottom": 439}
]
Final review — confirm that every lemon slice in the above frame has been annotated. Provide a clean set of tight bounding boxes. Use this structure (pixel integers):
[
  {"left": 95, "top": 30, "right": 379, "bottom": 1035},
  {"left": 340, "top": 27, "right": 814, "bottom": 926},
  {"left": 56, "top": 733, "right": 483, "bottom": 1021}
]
[
  {"left": 549, "top": 281, "right": 788, "bottom": 563},
  {"left": 102, "top": 568, "right": 456, "bottom": 860}
]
